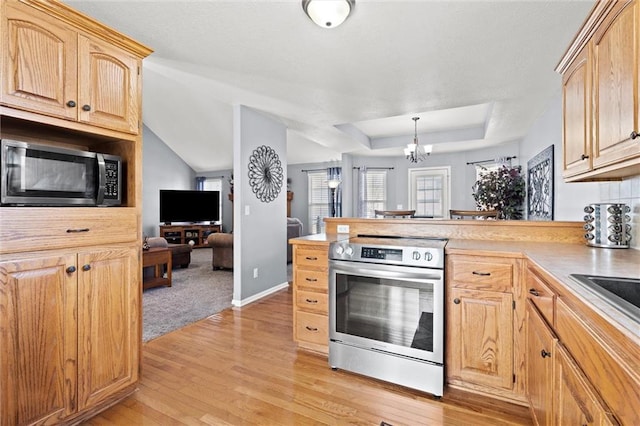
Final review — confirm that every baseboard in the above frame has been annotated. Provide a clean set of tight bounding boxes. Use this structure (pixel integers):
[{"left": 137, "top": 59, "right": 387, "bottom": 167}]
[{"left": 232, "top": 281, "right": 289, "bottom": 307}]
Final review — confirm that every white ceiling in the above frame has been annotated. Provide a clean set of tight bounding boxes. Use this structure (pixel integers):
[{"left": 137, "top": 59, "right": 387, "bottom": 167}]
[{"left": 65, "top": 0, "right": 595, "bottom": 172}]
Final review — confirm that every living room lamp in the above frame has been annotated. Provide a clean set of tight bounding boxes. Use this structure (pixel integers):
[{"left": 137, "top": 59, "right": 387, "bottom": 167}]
[
  {"left": 302, "top": 0, "right": 355, "bottom": 28},
  {"left": 327, "top": 178, "right": 341, "bottom": 217},
  {"left": 404, "top": 116, "right": 432, "bottom": 163}
]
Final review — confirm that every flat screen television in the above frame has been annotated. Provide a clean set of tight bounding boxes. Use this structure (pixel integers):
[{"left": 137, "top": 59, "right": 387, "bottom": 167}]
[{"left": 159, "top": 189, "right": 220, "bottom": 224}]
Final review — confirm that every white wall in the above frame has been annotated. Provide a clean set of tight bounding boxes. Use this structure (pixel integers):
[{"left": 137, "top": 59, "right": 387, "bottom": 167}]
[
  {"left": 142, "top": 125, "right": 196, "bottom": 237},
  {"left": 233, "top": 106, "right": 288, "bottom": 304}
]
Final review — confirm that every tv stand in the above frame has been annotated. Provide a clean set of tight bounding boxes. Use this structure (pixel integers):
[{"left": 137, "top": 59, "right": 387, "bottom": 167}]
[{"left": 160, "top": 224, "right": 221, "bottom": 248}]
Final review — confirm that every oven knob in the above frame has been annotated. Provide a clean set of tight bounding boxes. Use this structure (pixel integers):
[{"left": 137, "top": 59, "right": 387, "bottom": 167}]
[
  {"left": 424, "top": 251, "right": 433, "bottom": 262},
  {"left": 345, "top": 246, "right": 354, "bottom": 256},
  {"left": 412, "top": 251, "right": 421, "bottom": 261},
  {"left": 335, "top": 245, "right": 345, "bottom": 255}
]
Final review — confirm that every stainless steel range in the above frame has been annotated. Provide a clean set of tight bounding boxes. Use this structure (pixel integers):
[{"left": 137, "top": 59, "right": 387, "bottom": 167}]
[{"left": 328, "top": 235, "right": 447, "bottom": 397}]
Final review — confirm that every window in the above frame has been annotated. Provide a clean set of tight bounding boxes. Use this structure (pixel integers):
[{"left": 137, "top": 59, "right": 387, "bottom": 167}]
[
  {"left": 408, "top": 167, "right": 450, "bottom": 218},
  {"left": 203, "top": 178, "right": 223, "bottom": 223},
  {"left": 358, "top": 169, "right": 387, "bottom": 218},
  {"left": 308, "top": 171, "right": 329, "bottom": 234}
]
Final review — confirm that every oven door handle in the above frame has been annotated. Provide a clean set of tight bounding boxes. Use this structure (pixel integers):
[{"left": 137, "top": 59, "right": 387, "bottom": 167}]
[{"left": 330, "top": 261, "right": 442, "bottom": 283}]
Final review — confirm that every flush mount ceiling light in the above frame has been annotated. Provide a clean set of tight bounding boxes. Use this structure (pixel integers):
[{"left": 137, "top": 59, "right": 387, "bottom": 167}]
[
  {"left": 302, "top": 0, "right": 355, "bottom": 28},
  {"left": 404, "top": 117, "right": 432, "bottom": 163}
]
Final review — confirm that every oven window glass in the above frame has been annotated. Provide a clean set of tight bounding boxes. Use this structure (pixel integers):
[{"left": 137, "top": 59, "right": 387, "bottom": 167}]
[
  {"left": 335, "top": 273, "right": 434, "bottom": 352},
  {"left": 6, "top": 146, "right": 94, "bottom": 197}
]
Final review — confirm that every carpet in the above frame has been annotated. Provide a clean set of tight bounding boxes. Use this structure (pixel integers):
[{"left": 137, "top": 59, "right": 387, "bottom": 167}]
[{"left": 142, "top": 247, "right": 233, "bottom": 342}]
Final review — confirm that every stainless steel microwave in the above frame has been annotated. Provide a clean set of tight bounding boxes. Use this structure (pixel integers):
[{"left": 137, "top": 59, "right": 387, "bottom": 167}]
[{"left": 1, "top": 139, "right": 122, "bottom": 206}]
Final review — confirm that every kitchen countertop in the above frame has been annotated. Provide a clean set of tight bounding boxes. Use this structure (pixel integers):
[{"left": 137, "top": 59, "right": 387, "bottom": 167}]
[{"left": 291, "top": 235, "right": 639, "bottom": 341}]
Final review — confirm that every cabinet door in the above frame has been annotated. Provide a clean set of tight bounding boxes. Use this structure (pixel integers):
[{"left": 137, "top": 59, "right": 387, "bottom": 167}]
[
  {"left": 525, "top": 300, "right": 556, "bottom": 426},
  {"left": 78, "top": 35, "right": 140, "bottom": 134},
  {"left": 0, "top": 254, "right": 77, "bottom": 426},
  {"left": 562, "top": 44, "right": 592, "bottom": 178},
  {"left": 1, "top": 3, "right": 78, "bottom": 120},
  {"left": 554, "top": 343, "right": 618, "bottom": 425},
  {"left": 77, "top": 246, "right": 139, "bottom": 410},
  {"left": 592, "top": 0, "right": 640, "bottom": 168},
  {"left": 447, "top": 288, "right": 513, "bottom": 390}
]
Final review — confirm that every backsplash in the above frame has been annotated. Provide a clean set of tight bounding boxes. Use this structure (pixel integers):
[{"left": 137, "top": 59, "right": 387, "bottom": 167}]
[{"left": 599, "top": 175, "right": 640, "bottom": 249}]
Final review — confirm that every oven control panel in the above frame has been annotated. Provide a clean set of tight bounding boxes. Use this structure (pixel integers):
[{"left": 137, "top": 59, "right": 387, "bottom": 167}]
[{"left": 330, "top": 241, "right": 444, "bottom": 269}]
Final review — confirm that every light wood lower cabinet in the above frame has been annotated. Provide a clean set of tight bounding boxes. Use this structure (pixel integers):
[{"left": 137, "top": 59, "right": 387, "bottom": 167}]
[
  {"left": 291, "top": 243, "right": 329, "bottom": 355},
  {"left": 525, "top": 265, "right": 618, "bottom": 426},
  {"left": 446, "top": 253, "right": 524, "bottom": 403},
  {"left": 0, "top": 245, "right": 139, "bottom": 426}
]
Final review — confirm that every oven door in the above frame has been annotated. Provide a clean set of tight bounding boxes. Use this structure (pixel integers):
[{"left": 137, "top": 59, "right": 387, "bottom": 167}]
[
  {"left": 329, "top": 259, "right": 443, "bottom": 364},
  {"left": 1, "top": 140, "right": 98, "bottom": 205}
]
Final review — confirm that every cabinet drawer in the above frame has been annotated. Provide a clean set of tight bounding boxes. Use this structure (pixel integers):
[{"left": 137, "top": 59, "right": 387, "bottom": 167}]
[
  {"left": 0, "top": 207, "right": 137, "bottom": 254},
  {"left": 295, "top": 311, "right": 328, "bottom": 347},
  {"left": 295, "top": 269, "right": 328, "bottom": 291},
  {"left": 449, "top": 259, "right": 514, "bottom": 292},
  {"left": 296, "top": 290, "right": 328, "bottom": 314},
  {"left": 526, "top": 268, "right": 556, "bottom": 326},
  {"left": 295, "top": 248, "right": 328, "bottom": 270}
]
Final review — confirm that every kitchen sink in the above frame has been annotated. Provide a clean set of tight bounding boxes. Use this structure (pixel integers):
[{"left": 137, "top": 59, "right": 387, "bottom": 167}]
[{"left": 569, "top": 274, "right": 640, "bottom": 324}]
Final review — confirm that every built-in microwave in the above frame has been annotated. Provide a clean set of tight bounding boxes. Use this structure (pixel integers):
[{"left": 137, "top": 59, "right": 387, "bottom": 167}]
[{"left": 1, "top": 139, "right": 122, "bottom": 206}]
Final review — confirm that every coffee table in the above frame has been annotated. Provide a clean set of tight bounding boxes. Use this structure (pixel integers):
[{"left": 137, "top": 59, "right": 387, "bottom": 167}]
[{"left": 143, "top": 247, "right": 172, "bottom": 290}]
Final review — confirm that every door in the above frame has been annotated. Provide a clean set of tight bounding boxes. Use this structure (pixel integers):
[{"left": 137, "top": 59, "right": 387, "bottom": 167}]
[
  {"left": 78, "top": 35, "right": 140, "bottom": 134},
  {"left": 562, "top": 45, "right": 592, "bottom": 178},
  {"left": 525, "top": 300, "right": 557, "bottom": 426},
  {"left": 592, "top": 0, "right": 640, "bottom": 168},
  {"left": 447, "top": 288, "right": 513, "bottom": 390},
  {"left": 554, "top": 343, "right": 618, "bottom": 425},
  {"left": 1, "top": 3, "right": 78, "bottom": 120},
  {"left": 0, "top": 254, "right": 77, "bottom": 426},
  {"left": 77, "top": 246, "right": 139, "bottom": 410}
]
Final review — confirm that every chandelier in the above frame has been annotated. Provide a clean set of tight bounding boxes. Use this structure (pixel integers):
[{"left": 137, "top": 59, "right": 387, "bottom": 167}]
[
  {"left": 404, "top": 117, "right": 432, "bottom": 163},
  {"left": 302, "top": 0, "right": 355, "bottom": 28}
]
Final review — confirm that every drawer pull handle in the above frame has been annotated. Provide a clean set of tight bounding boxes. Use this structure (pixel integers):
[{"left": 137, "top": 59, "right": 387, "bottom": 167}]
[
  {"left": 540, "top": 349, "right": 551, "bottom": 358},
  {"left": 453, "top": 298, "right": 461, "bottom": 304},
  {"left": 305, "top": 299, "right": 318, "bottom": 304},
  {"left": 529, "top": 288, "right": 540, "bottom": 297},
  {"left": 580, "top": 154, "right": 589, "bottom": 160},
  {"left": 67, "top": 228, "right": 90, "bottom": 233},
  {"left": 66, "top": 266, "right": 76, "bottom": 274},
  {"left": 305, "top": 277, "right": 318, "bottom": 282},
  {"left": 305, "top": 256, "right": 318, "bottom": 261},
  {"left": 305, "top": 326, "right": 318, "bottom": 332},
  {"left": 472, "top": 271, "right": 491, "bottom": 276}
]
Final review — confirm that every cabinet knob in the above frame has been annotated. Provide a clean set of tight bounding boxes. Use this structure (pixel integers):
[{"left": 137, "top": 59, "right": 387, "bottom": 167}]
[
  {"left": 631, "top": 130, "right": 639, "bottom": 140},
  {"left": 66, "top": 100, "right": 76, "bottom": 107},
  {"left": 82, "top": 264, "right": 91, "bottom": 271},
  {"left": 529, "top": 288, "right": 540, "bottom": 297},
  {"left": 82, "top": 104, "right": 91, "bottom": 112},
  {"left": 66, "top": 266, "right": 76, "bottom": 274},
  {"left": 580, "top": 154, "right": 589, "bottom": 160},
  {"left": 540, "top": 349, "right": 551, "bottom": 358},
  {"left": 453, "top": 298, "right": 461, "bottom": 304}
]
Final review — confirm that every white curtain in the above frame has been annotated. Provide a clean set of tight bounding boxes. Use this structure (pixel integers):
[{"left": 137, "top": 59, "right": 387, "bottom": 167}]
[{"left": 357, "top": 166, "right": 367, "bottom": 217}]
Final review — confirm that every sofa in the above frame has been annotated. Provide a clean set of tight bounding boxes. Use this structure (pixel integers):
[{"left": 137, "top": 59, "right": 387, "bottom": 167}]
[
  {"left": 207, "top": 232, "right": 234, "bottom": 270},
  {"left": 287, "top": 217, "right": 303, "bottom": 263}
]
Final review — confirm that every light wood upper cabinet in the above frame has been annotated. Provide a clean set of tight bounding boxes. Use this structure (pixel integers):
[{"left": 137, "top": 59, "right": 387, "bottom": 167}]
[
  {"left": 0, "top": 254, "right": 77, "bottom": 426},
  {"left": 1, "top": 3, "right": 78, "bottom": 120},
  {"left": 1, "top": 1, "right": 142, "bottom": 135},
  {"left": 562, "top": 45, "right": 592, "bottom": 178},
  {"left": 557, "top": 0, "right": 640, "bottom": 181}
]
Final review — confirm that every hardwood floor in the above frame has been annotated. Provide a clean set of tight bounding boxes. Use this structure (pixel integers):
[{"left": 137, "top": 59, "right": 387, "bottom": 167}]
[{"left": 83, "top": 287, "right": 532, "bottom": 425}]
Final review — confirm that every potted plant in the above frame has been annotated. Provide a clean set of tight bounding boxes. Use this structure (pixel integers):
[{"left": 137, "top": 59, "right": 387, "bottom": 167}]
[{"left": 472, "top": 165, "right": 526, "bottom": 220}]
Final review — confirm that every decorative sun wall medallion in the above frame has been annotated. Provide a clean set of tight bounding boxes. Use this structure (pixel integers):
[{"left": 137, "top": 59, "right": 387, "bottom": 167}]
[{"left": 248, "top": 145, "right": 284, "bottom": 203}]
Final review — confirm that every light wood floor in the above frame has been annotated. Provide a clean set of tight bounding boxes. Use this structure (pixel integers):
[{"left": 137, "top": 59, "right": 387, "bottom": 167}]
[{"left": 83, "top": 287, "right": 532, "bottom": 425}]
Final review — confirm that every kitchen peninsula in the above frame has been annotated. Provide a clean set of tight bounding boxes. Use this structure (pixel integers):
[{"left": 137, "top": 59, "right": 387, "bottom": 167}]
[{"left": 290, "top": 217, "right": 640, "bottom": 425}]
